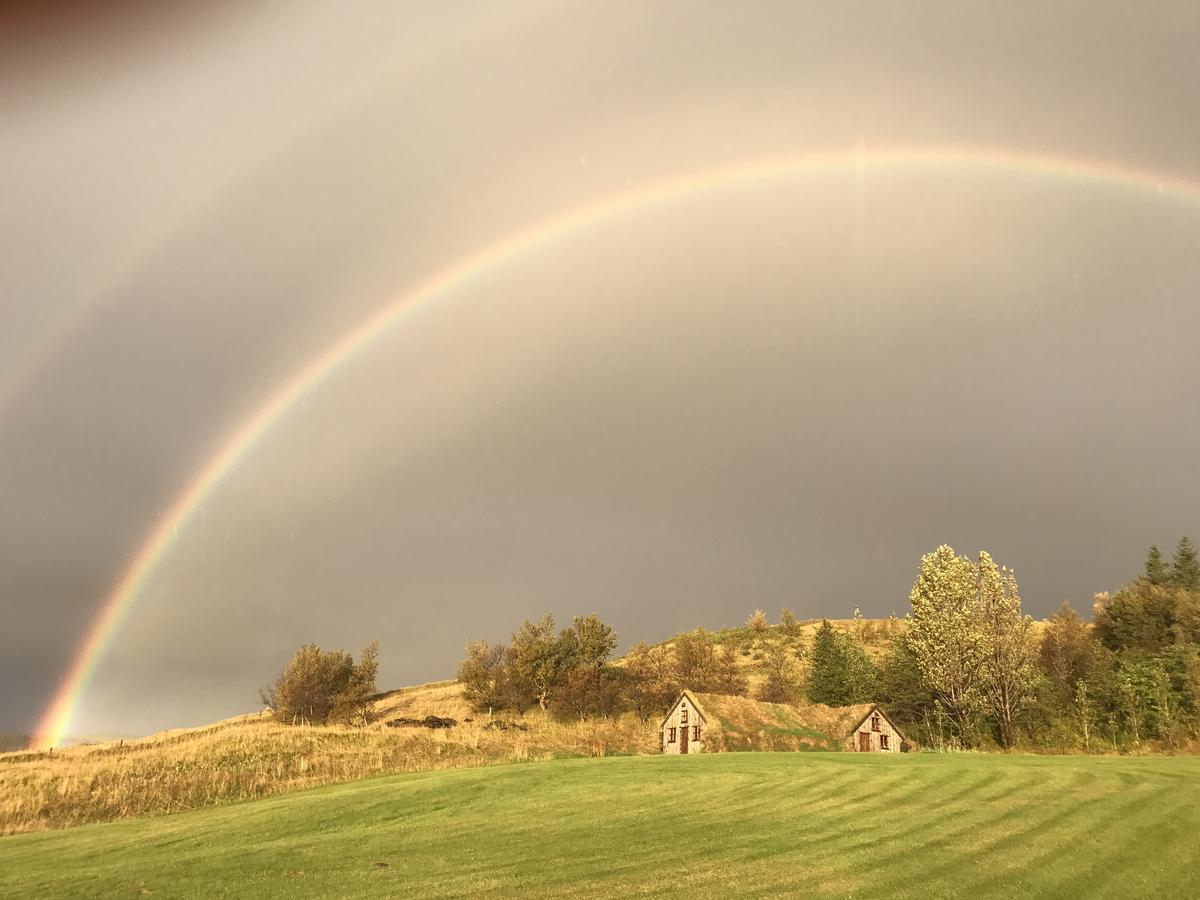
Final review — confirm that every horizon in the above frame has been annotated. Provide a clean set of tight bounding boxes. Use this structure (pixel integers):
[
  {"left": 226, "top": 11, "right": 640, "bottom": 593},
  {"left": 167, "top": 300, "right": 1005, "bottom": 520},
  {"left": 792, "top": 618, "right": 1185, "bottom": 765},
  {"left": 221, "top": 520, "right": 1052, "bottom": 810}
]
[{"left": 4, "top": 1, "right": 1199, "bottom": 744}]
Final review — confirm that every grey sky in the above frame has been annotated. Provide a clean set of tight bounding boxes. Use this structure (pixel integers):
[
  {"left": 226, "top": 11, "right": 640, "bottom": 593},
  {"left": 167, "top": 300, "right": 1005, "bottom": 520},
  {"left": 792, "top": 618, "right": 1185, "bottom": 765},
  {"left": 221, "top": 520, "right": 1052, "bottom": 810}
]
[{"left": 2, "top": 1, "right": 1199, "bottom": 738}]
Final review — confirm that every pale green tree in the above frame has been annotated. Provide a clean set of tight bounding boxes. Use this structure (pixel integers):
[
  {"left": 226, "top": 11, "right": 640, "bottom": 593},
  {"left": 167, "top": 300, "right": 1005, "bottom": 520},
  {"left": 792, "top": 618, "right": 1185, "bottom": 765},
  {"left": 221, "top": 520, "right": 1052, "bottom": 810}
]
[
  {"left": 509, "top": 614, "right": 567, "bottom": 711},
  {"left": 977, "top": 554, "right": 1036, "bottom": 748},
  {"left": 905, "top": 545, "right": 985, "bottom": 745}
]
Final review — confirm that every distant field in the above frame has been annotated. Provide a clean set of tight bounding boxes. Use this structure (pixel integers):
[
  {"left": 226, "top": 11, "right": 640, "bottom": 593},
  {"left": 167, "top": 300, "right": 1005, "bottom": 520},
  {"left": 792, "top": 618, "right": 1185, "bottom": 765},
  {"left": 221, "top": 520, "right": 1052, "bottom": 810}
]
[{"left": 3, "top": 753, "right": 1197, "bottom": 898}]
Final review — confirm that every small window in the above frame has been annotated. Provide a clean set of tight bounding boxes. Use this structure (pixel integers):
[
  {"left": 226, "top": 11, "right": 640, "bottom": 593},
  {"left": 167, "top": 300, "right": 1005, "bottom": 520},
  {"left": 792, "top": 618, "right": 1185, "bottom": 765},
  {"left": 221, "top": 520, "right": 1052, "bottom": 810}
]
[
  {"left": 880, "top": 734, "right": 889, "bottom": 750},
  {"left": 693, "top": 725, "right": 701, "bottom": 741},
  {"left": 871, "top": 716, "right": 881, "bottom": 732},
  {"left": 681, "top": 707, "right": 688, "bottom": 724},
  {"left": 668, "top": 727, "right": 677, "bottom": 743}
]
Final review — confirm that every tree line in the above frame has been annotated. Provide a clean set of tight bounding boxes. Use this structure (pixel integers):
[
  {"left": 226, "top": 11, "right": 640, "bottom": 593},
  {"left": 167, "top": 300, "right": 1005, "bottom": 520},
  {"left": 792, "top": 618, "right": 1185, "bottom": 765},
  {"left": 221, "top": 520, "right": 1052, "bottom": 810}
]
[
  {"left": 261, "top": 536, "right": 1200, "bottom": 752},
  {"left": 876, "top": 537, "right": 1200, "bottom": 749},
  {"left": 456, "top": 612, "right": 749, "bottom": 723}
]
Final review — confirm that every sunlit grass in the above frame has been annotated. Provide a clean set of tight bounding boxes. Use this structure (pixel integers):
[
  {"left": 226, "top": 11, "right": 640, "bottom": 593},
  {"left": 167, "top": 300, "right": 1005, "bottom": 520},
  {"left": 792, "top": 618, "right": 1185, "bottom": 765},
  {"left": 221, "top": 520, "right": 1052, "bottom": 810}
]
[
  {"left": 2, "top": 752, "right": 1197, "bottom": 898},
  {"left": 0, "top": 682, "right": 657, "bottom": 836}
]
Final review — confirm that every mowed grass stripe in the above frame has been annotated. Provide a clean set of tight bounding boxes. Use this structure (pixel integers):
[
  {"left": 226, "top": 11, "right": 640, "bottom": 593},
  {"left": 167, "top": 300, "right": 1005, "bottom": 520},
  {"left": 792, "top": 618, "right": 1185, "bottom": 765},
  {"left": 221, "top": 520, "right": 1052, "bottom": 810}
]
[{"left": 2, "top": 753, "right": 1199, "bottom": 899}]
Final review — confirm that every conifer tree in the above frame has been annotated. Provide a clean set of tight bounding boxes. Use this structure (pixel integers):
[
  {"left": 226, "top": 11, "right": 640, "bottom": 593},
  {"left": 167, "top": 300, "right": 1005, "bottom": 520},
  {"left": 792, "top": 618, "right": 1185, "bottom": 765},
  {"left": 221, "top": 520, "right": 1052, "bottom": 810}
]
[
  {"left": 805, "top": 619, "right": 874, "bottom": 705},
  {"left": 806, "top": 620, "right": 847, "bottom": 705},
  {"left": 1145, "top": 545, "right": 1168, "bottom": 584},
  {"left": 1169, "top": 537, "right": 1200, "bottom": 590}
]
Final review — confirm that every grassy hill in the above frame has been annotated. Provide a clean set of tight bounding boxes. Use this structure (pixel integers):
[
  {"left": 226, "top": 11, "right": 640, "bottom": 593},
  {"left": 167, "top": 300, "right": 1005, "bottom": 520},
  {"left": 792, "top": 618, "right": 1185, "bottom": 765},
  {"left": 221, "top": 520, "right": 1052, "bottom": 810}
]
[
  {"left": 3, "top": 752, "right": 1197, "bottom": 898},
  {"left": 0, "top": 735, "right": 29, "bottom": 754},
  {"left": 0, "top": 682, "right": 656, "bottom": 836}
]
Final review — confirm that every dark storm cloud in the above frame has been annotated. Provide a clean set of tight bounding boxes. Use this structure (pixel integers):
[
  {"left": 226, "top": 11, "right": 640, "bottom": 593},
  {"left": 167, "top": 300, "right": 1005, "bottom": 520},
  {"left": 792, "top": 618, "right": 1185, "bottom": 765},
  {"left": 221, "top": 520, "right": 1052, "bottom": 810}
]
[{"left": 2, "top": 1, "right": 1199, "bottom": 738}]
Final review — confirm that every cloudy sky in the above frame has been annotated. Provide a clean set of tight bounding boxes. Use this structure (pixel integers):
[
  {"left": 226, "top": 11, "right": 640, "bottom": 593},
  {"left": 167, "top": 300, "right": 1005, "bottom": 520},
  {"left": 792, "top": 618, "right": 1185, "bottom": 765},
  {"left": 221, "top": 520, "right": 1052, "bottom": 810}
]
[{"left": 2, "top": 1, "right": 1199, "bottom": 740}]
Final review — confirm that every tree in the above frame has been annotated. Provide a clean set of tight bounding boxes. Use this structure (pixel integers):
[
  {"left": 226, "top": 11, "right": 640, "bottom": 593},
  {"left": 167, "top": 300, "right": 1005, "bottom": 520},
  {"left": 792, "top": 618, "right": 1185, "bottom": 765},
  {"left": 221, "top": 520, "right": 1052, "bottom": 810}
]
[
  {"left": 561, "top": 614, "right": 617, "bottom": 671},
  {"left": 458, "top": 640, "right": 509, "bottom": 711},
  {"left": 976, "top": 554, "right": 1037, "bottom": 748},
  {"left": 623, "top": 642, "right": 678, "bottom": 723},
  {"left": 1145, "top": 545, "right": 1168, "bottom": 585},
  {"left": 1040, "top": 601, "right": 1094, "bottom": 702},
  {"left": 757, "top": 641, "right": 801, "bottom": 703},
  {"left": 1169, "top": 537, "right": 1200, "bottom": 590},
  {"left": 779, "top": 608, "right": 800, "bottom": 637},
  {"left": 672, "top": 629, "right": 748, "bottom": 695},
  {"left": 552, "top": 613, "right": 621, "bottom": 720},
  {"left": 263, "top": 642, "right": 378, "bottom": 725},
  {"left": 1074, "top": 680, "right": 1093, "bottom": 751},
  {"left": 508, "top": 614, "right": 568, "bottom": 711},
  {"left": 876, "top": 634, "right": 934, "bottom": 737},
  {"left": 806, "top": 620, "right": 875, "bottom": 706},
  {"left": 905, "top": 545, "right": 986, "bottom": 745},
  {"left": 334, "top": 641, "right": 379, "bottom": 724},
  {"left": 747, "top": 609, "right": 769, "bottom": 634},
  {"left": 1094, "top": 581, "right": 1178, "bottom": 652}
]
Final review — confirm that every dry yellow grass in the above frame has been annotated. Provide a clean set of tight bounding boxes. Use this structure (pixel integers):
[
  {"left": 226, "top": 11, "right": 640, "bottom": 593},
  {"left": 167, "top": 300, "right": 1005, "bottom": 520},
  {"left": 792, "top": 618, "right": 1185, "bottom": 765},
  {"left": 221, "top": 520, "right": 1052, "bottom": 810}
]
[{"left": 0, "top": 688, "right": 658, "bottom": 836}]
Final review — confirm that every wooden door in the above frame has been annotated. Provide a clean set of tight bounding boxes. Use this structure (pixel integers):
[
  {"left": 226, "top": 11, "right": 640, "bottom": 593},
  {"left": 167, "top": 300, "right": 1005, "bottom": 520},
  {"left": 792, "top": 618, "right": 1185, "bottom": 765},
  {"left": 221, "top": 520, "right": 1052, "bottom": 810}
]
[
  {"left": 680, "top": 723, "right": 690, "bottom": 754},
  {"left": 858, "top": 731, "right": 871, "bottom": 752}
]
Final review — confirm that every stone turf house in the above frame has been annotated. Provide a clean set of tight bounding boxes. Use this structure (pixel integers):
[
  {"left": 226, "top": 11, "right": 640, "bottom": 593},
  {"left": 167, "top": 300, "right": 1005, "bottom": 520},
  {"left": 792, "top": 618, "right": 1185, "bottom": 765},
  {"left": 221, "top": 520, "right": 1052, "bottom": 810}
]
[{"left": 660, "top": 692, "right": 909, "bottom": 754}]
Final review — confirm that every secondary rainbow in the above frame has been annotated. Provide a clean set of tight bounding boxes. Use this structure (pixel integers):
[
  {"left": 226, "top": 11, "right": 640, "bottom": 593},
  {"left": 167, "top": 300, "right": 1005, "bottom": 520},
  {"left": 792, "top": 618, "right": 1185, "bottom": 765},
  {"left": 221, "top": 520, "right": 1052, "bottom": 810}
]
[{"left": 31, "top": 143, "right": 1200, "bottom": 750}]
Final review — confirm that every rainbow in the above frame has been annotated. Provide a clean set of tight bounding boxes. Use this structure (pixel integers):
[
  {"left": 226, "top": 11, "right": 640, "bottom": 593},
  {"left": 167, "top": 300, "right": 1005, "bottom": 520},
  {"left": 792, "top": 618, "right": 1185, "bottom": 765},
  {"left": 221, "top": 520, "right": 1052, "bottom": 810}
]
[{"left": 30, "top": 143, "right": 1200, "bottom": 750}]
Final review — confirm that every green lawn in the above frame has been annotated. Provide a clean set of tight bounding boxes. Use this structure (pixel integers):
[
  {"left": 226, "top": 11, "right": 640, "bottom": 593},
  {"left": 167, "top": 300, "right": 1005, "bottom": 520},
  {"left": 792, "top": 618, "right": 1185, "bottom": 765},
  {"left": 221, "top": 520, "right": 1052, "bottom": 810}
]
[{"left": 2, "top": 752, "right": 1198, "bottom": 898}]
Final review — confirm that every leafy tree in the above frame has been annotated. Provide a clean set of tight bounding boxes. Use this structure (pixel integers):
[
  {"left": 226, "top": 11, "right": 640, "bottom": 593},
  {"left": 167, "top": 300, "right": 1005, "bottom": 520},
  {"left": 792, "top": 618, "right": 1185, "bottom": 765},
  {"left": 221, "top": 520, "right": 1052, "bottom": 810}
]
[
  {"left": 673, "top": 629, "right": 747, "bottom": 695},
  {"left": 1094, "top": 581, "right": 1179, "bottom": 652},
  {"left": 552, "top": 665, "right": 626, "bottom": 720},
  {"left": 1170, "top": 537, "right": 1200, "bottom": 590},
  {"left": 263, "top": 642, "right": 378, "bottom": 725},
  {"left": 905, "top": 545, "right": 986, "bottom": 745},
  {"left": 508, "top": 614, "right": 568, "bottom": 711},
  {"left": 334, "top": 640, "right": 379, "bottom": 724},
  {"left": 876, "top": 634, "right": 934, "bottom": 737},
  {"left": 623, "top": 642, "right": 679, "bottom": 723},
  {"left": 560, "top": 614, "right": 618, "bottom": 671},
  {"left": 779, "top": 608, "right": 800, "bottom": 637},
  {"left": 757, "top": 641, "right": 801, "bottom": 703},
  {"left": 1145, "top": 545, "right": 1168, "bottom": 585},
  {"left": 458, "top": 640, "right": 509, "bottom": 711},
  {"left": 1040, "top": 601, "right": 1095, "bottom": 703},
  {"left": 977, "top": 554, "right": 1036, "bottom": 748}
]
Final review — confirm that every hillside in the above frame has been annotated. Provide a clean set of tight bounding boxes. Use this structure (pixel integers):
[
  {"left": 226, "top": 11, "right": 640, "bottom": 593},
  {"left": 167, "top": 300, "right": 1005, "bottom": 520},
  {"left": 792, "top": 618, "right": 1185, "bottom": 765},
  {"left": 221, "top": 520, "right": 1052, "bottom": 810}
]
[
  {"left": 4, "top": 752, "right": 1198, "bottom": 898},
  {"left": 0, "top": 735, "right": 29, "bottom": 754}
]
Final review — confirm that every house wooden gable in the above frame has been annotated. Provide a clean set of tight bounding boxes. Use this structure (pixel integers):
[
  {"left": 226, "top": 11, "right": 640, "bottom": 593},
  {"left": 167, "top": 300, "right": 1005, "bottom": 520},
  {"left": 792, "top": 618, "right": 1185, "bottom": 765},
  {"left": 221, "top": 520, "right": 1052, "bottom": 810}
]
[
  {"left": 660, "top": 691, "right": 708, "bottom": 754},
  {"left": 846, "top": 704, "right": 908, "bottom": 752}
]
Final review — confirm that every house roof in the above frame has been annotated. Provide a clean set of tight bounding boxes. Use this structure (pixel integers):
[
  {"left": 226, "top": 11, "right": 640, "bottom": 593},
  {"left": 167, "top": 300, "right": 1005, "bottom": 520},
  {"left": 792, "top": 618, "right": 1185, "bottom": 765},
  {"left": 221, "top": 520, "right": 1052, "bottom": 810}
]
[
  {"left": 846, "top": 705, "right": 909, "bottom": 744},
  {"left": 659, "top": 690, "right": 708, "bottom": 729},
  {"left": 661, "top": 691, "right": 907, "bottom": 750}
]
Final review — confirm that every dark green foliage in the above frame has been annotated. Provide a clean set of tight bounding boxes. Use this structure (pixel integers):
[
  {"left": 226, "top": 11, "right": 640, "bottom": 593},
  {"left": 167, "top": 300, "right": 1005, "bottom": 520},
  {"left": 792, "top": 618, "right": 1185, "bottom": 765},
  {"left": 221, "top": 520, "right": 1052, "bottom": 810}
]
[
  {"left": 875, "top": 634, "right": 933, "bottom": 737},
  {"left": 1170, "top": 537, "right": 1200, "bottom": 590},
  {"left": 1094, "top": 581, "right": 1181, "bottom": 651},
  {"left": 1145, "top": 545, "right": 1168, "bottom": 584},
  {"left": 806, "top": 619, "right": 876, "bottom": 706}
]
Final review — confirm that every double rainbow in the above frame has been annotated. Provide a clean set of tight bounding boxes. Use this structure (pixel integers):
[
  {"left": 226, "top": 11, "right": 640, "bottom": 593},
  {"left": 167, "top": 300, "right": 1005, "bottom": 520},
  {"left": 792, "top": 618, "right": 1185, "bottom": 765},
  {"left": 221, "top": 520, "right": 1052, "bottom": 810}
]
[{"left": 29, "top": 143, "right": 1200, "bottom": 750}]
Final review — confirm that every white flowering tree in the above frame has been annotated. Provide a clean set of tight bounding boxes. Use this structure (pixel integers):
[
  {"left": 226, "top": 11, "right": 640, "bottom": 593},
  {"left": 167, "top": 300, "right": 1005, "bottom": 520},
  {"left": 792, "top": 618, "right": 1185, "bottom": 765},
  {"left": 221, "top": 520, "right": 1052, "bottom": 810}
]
[
  {"left": 906, "top": 545, "right": 985, "bottom": 746},
  {"left": 977, "top": 552, "right": 1037, "bottom": 748},
  {"left": 907, "top": 545, "right": 1037, "bottom": 748}
]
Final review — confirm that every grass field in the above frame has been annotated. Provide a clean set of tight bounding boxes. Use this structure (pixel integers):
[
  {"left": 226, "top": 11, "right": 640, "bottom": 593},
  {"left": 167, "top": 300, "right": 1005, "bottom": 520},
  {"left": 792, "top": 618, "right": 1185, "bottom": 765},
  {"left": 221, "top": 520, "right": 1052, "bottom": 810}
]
[{"left": 2, "top": 752, "right": 1198, "bottom": 898}]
